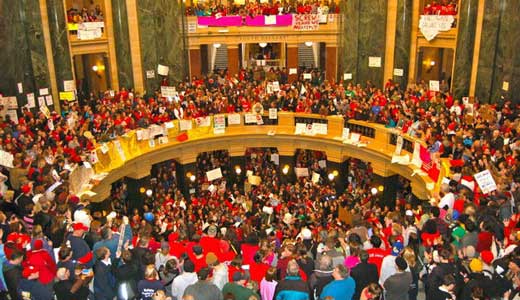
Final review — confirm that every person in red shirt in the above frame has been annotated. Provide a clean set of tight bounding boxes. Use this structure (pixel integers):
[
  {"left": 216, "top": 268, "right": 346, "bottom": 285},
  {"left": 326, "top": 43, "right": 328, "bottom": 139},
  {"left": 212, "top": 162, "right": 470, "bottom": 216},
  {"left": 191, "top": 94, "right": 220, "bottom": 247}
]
[
  {"left": 188, "top": 245, "right": 207, "bottom": 272},
  {"left": 366, "top": 235, "right": 389, "bottom": 275},
  {"left": 200, "top": 225, "right": 222, "bottom": 257},
  {"left": 25, "top": 239, "right": 57, "bottom": 285}
]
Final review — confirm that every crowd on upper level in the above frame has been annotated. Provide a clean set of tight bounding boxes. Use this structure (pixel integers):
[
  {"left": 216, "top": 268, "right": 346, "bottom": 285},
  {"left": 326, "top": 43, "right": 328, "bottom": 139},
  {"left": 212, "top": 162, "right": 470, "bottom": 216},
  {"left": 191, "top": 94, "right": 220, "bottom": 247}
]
[
  {"left": 67, "top": 5, "right": 104, "bottom": 23},
  {"left": 0, "top": 66, "right": 519, "bottom": 300},
  {"left": 423, "top": 0, "right": 457, "bottom": 16},
  {"left": 186, "top": 0, "right": 339, "bottom": 16}
]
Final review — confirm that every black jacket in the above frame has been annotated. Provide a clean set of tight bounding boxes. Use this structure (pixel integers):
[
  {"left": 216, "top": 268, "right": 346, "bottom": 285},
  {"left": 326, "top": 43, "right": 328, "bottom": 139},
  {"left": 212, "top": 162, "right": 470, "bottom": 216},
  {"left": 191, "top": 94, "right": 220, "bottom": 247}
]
[
  {"left": 308, "top": 271, "right": 333, "bottom": 300},
  {"left": 3, "top": 261, "right": 22, "bottom": 300},
  {"left": 351, "top": 262, "right": 379, "bottom": 300}
]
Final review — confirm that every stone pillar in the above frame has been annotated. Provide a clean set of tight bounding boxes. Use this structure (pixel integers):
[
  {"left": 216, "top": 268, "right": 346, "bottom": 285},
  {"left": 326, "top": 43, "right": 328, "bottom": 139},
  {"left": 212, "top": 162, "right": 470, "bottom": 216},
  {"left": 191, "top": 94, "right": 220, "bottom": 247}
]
[
  {"left": 339, "top": 0, "right": 359, "bottom": 83},
  {"left": 189, "top": 47, "right": 202, "bottom": 78},
  {"left": 325, "top": 44, "right": 337, "bottom": 82},
  {"left": 0, "top": 0, "right": 51, "bottom": 101},
  {"left": 47, "top": 0, "right": 73, "bottom": 92},
  {"left": 339, "top": 0, "right": 387, "bottom": 87},
  {"left": 476, "top": 0, "right": 520, "bottom": 103},
  {"left": 452, "top": 0, "right": 478, "bottom": 100},
  {"left": 112, "top": 0, "right": 134, "bottom": 89},
  {"left": 393, "top": 0, "right": 413, "bottom": 88},
  {"left": 227, "top": 45, "right": 240, "bottom": 77},
  {"left": 137, "top": 0, "right": 188, "bottom": 93},
  {"left": 287, "top": 43, "right": 299, "bottom": 82}
]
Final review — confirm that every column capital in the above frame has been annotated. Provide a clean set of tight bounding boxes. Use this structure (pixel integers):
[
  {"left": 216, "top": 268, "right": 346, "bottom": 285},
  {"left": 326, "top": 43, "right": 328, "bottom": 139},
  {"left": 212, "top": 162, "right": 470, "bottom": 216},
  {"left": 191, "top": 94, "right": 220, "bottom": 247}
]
[{"left": 227, "top": 44, "right": 239, "bottom": 49}]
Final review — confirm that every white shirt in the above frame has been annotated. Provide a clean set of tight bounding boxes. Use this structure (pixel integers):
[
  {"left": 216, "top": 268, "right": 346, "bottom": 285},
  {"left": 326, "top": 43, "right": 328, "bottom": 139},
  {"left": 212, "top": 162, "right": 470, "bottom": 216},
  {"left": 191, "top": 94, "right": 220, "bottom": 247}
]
[
  {"left": 438, "top": 192, "right": 455, "bottom": 209},
  {"left": 171, "top": 272, "right": 198, "bottom": 300}
]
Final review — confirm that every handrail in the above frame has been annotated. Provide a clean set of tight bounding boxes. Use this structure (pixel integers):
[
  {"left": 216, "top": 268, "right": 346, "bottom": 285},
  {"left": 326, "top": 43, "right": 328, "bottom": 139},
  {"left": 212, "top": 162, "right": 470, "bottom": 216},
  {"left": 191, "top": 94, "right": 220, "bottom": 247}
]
[{"left": 79, "top": 112, "right": 441, "bottom": 202}]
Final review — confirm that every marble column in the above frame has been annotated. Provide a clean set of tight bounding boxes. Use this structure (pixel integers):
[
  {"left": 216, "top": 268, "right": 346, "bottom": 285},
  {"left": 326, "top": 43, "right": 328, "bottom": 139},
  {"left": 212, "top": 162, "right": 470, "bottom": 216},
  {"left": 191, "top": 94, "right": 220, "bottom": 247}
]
[
  {"left": 227, "top": 45, "right": 240, "bottom": 77},
  {"left": 137, "top": 0, "right": 189, "bottom": 93},
  {"left": 0, "top": 0, "right": 40, "bottom": 96},
  {"left": 287, "top": 44, "right": 299, "bottom": 82},
  {"left": 339, "top": 0, "right": 360, "bottom": 82},
  {"left": 493, "top": 0, "right": 520, "bottom": 103},
  {"left": 357, "top": 0, "right": 387, "bottom": 87},
  {"left": 189, "top": 47, "right": 202, "bottom": 78},
  {"left": 393, "top": 0, "right": 413, "bottom": 88},
  {"left": 325, "top": 45, "right": 337, "bottom": 82},
  {"left": 452, "top": 0, "right": 478, "bottom": 100},
  {"left": 112, "top": 0, "right": 133, "bottom": 89},
  {"left": 47, "top": 0, "right": 73, "bottom": 92},
  {"left": 475, "top": 0, "right": 500, "bottom": 103}
]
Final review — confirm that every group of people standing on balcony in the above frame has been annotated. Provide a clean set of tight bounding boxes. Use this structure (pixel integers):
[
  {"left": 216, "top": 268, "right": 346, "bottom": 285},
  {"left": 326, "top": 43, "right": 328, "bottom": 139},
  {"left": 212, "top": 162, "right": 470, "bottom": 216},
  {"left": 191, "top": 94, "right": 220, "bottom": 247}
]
[
  {"left": 186, "top": 0, "right": 338, "bottom": 17},
  {"left": 423, "top": 0, "right": 457, "bottom": 15}
]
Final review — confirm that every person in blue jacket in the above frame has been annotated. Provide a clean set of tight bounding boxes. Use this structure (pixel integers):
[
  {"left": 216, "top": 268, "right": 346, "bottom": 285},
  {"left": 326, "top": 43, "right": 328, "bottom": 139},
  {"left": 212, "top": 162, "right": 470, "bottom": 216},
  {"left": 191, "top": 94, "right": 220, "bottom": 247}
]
[
  {"left": 274, "top": 260, "right": 309, "bottom": 300},
  {"left": 320, "top": 264, "right": 356, "bottom": 300}
]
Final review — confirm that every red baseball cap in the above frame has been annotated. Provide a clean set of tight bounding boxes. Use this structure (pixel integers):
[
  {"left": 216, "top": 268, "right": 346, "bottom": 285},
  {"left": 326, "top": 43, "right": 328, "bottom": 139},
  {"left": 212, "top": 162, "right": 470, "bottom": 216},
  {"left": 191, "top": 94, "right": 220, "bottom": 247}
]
[{"left": 480, "top": 250, "right": 494, "bottom": 265}]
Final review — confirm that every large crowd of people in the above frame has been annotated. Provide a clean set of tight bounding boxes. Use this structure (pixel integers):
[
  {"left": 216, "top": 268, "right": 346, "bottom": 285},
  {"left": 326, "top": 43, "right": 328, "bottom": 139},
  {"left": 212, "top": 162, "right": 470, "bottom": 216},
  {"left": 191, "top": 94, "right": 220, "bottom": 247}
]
[
  {"left": 186, "top": 1, "right": 338, "bottom": 17},
  {"left": 0, "top": 65, "right": 518, "bottom": 300}
]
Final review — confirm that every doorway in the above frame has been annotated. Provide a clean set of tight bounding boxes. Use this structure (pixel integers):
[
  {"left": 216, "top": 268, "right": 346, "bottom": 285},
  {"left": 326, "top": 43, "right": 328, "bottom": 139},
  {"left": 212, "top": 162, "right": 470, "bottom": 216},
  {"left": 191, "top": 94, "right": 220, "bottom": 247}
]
[
  {"left": 73, "top": 53, "right": 111, "bottom": 103},
  {"left": 416, "top": 47, "right": 454, "bottom": 91}
]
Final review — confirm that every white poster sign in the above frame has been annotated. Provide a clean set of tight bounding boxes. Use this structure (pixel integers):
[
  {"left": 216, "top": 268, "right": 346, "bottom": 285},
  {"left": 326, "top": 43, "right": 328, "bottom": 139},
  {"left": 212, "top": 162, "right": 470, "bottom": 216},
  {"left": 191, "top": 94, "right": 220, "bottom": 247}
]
[
  {"left": 303, "top": 73, "right": 312, "bottom": 80},
  {"left": 6, "top": 110, "right": 18, "bottom": 124},
  {"left": 368, "top": 56, "right": 382, "bottom": 68},
  {"left": 161, "top": 86, "right": 177, "bottom": 97},
  {"left": 429, "top": 80, "right": 440, "bottom": 92},
  {"left": 393, "top": 68, "right": 404, "bottom": 76},
  {"left": 0, "top": 150, "right": 14, "bottom": 168},
  {"left": 419, "top": 15, "right": 455, "bottom": 41},
  {"left": 45, "top": 95, "right": 53, "bottom": 106},
  {"left": 395, "top": 135, "right": 404, "bottom": 155},
  {"left": 228, "top": 114, "right": 241, "bottom": 125},
  {"left": 27, "top": 93, "right": 35, "bottom": 108},
  {"left": 39, "top": 88, "right": 49, "bottom": 96},
  {"left": 244, "top": 114, "right": 257, "bottom": 124},
  {"left": 295, "top": 167, "right": 309, "bottom": 177},
  {"left": 289, "top": 68, "right": 298, "bottom": 75},
  {"left": 206, "top": 167, "right": 223, "bottom": 181},
  {"left": 157, "top": 64, "right": 169, "bottom": 76},
  {"left": 269, "top": 108, "right": 278, "bottom": 119},
  {"left": 342, "top": 128, "right": 350, "bottom": 140},
  {"left": 265, "top": 15, "right": 276, "bottom": 25},
  {"left": 63, "top": 80, "right": 76, "bottom": 92},
  {"left": 146, "top": 70, "right": 155, "bottom": 79},
  {"left": 270, "top": 153, "right": 279, "bottom": 165},
  {"left": 38, "top": 96, "right": 46, "bottom": 107},
  {"left": 343, "top": 73, "right": 352, "bottom": 80},
  {"left": 214, "top": 114, "right": 226, "bottom": 134},
  {"left": 474, "top": 169, "right": 497, "bottom": 194},
  {"left": 179, "top": 120, "right": 193, "bottom": 131}
]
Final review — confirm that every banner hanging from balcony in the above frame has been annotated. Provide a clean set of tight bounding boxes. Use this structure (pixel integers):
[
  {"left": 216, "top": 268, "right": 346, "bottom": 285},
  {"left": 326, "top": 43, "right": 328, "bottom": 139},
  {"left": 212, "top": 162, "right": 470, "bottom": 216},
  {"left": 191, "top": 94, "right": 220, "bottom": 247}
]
[
  {"left": 292, "top": 14, "right": 320, "bottom": 31},
  {"left": 197, "top": 14, "right": 293, "bottom": 27},
  {"left": 419, "top": 15, "right": 454, "bottom": 41}
]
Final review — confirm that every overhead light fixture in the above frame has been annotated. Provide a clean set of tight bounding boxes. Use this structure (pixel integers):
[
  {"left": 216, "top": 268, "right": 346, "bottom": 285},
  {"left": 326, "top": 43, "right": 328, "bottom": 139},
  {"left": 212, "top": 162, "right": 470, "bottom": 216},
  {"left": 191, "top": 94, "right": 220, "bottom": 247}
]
[
  {"left": 235, "top": 166, "right": 242, "bottom": 175},
  {"left": 328, "top": 173, "right": 335, "bottom": 181},
  {"left": 430, "top": 60, "right": 436, "bottom": 66},
  {"left": 259, "top": 43, "right": 267, "bottom": 48},
  {"left": 92, "top": 65, "right": 99, "bottom": 72},
  {"left": 282, "top": 165, "right": 289, "bottom": 175},
  {"left": 304, "top": 41, "right": 313, "bottom": 47},
  {"left": 378, "top": 185, "right": 384, "bottom": 192},
  {"left": 213, "top": 43, "right": 221, "bottom": 48},
  {"left": 146, "top": 189, "right": 153, "bottom": 197},
  {"left": 371, "top": 187, "right": 378, "bottom": 196},
  {"left": 190, "top": 175, "right": 196, "bottom": 182}
]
